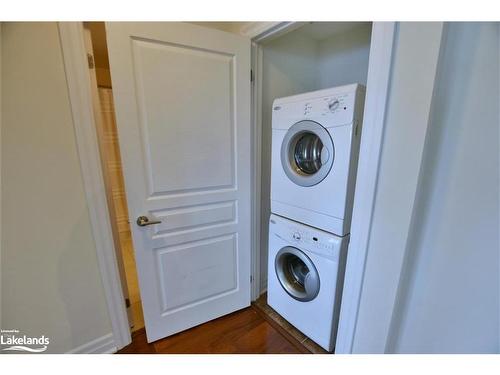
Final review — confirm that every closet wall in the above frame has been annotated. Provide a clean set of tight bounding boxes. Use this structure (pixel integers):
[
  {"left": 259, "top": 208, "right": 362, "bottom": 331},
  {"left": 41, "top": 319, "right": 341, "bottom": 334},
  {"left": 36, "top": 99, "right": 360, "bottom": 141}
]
[
  {"left": 316, "top": 23, "right": 372, "bottom": 89},
  {"left": 259, "top": 23, "right": 372, "bottom": 291}
]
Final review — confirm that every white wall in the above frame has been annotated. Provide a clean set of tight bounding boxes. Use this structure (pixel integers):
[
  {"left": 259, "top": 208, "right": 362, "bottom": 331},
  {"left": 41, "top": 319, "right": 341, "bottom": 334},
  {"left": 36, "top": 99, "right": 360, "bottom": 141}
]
[
  {"left": 353, "top": 22, "right": 499, "bottom": 353},
  {"left": 1, "top": 22, "right": 113, "bottom": 353},
  {"left": 317, "top": 24, "right": 371, "bottom": 89},
  {"left": 388, "top": 22, "right": 499, "bottom": 354}
]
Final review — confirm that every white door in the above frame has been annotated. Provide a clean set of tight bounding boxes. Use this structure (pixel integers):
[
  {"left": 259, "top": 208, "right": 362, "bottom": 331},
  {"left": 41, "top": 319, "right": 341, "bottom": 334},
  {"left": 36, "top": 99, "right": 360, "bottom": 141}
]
[{"left": 106, "top": 22, "right": 252, "bottom": 342}]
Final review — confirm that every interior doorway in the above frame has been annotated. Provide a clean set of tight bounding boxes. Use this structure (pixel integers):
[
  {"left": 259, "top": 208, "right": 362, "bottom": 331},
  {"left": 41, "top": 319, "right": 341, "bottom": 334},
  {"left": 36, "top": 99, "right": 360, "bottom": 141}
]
[
  {"left": 83, "top": 22, "right": 145, "bottom": 333},
  {"left": 59, "top": 21, "right": 395, "bottom": 352}
]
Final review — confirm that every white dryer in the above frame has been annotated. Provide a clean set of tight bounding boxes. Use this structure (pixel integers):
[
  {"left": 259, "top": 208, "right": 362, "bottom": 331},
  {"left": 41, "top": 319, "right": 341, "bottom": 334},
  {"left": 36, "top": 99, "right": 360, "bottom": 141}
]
[
  {"left": 267, "top": 214, "right": 348, "bottom": 352},
  {"left": 271, "top": 84, "right": 365, "bottom": 236}
]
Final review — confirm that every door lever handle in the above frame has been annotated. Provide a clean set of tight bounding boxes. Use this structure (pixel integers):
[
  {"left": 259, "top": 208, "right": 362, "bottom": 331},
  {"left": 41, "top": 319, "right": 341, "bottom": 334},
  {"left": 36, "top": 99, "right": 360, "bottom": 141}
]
[{"left": 136, "top": 215, "right": 162, "bottom": 227}]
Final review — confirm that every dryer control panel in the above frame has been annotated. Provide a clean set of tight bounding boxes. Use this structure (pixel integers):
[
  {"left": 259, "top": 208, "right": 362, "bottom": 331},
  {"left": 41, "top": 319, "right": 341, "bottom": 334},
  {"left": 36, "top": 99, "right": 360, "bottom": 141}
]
[
  {"left": 272, "top": 84, "right": 365, "bottom": 130},
  {"left": 270, "top": 214, "right": 347, "bottom": 260},
  {"left": 302, "top": 93, "right": 350, "bottom": 117}
]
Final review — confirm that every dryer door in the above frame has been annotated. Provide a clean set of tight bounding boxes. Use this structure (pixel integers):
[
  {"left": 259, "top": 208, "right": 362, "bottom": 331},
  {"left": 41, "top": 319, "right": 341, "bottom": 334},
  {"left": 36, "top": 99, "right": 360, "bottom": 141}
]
[
  {"left": 275, "top": 246, "right": 320, "bottom": 302},
  {"left": 280, "top": 120, "right": 334, "bottom": 187}
]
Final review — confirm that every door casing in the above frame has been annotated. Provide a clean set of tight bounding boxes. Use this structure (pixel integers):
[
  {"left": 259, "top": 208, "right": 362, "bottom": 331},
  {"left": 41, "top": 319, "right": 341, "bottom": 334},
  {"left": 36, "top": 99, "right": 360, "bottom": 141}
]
[{"left": 59, "top": 21, "right": 396, "bottom": 353}]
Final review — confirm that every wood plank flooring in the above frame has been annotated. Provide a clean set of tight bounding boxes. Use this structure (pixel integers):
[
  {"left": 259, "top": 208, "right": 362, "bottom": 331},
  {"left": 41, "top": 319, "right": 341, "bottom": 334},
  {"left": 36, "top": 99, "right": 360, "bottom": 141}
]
[
  {"left": 117, "top": 306, "right": 309, "bottom": 354},
  {"left": 253, "top": 294, "right": 328, "bottom": 354}
]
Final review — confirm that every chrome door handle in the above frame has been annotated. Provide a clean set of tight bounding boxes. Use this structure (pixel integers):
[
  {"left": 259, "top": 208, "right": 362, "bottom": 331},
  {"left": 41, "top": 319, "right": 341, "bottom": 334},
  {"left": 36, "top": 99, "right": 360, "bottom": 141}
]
[{"left": 136, "top": 215, "right": 162, "bottom": 227}]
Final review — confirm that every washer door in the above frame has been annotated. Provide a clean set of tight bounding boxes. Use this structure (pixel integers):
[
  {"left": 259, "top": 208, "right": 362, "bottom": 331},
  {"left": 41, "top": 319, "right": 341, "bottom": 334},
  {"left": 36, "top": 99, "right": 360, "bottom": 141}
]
[
  {"left": 275, "top": 246, "right": 320, "bottom": 302},
  {"left": 281, "top": 120, "right": 334, "bottom": 187}
]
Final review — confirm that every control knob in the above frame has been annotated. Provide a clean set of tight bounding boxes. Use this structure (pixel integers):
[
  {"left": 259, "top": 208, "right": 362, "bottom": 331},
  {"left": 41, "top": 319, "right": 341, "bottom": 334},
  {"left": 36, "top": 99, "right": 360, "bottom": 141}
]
[{"left": 328, "top": 99, "right": 340, "bottom": 112}]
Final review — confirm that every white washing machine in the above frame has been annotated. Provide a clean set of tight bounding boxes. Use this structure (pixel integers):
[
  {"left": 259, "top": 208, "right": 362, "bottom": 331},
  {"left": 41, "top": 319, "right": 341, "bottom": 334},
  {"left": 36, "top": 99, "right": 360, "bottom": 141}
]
[
  {"left": 267, "top": 214, "right": 348, "bottom": 352},
  {"left": 271, "top": 84, "right": 365, "bottom": 236}
]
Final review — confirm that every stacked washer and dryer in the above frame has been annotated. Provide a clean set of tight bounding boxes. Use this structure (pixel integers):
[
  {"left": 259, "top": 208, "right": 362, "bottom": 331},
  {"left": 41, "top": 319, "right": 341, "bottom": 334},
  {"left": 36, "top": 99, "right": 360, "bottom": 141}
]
[{"left": 267, "top": 84, "right": 365, "bottom": 352}]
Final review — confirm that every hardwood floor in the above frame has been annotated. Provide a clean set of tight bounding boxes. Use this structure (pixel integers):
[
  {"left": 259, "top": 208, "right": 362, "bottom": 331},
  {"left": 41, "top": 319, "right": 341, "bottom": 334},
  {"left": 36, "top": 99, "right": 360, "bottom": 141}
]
[
  {"left": 253, "top": 294, "right": 328, "bottom": 354},
  {"left": 117, "top": 306, "right": 310, "bottom": 354}
]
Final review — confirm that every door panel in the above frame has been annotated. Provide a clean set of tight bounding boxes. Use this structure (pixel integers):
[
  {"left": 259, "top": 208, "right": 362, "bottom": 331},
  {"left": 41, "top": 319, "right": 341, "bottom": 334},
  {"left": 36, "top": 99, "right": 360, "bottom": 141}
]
[
  {"left": 132, "top": 38, "right": 236, "bottom": 195},
  {"left": 156, "top": 234, "right": 238, "bottom": 313},
  {"left": 106, "top": 22, "right": 251, "bottom": 342},
  {"left": 150, "top": 200, "right": 236, "bottom": 235}
]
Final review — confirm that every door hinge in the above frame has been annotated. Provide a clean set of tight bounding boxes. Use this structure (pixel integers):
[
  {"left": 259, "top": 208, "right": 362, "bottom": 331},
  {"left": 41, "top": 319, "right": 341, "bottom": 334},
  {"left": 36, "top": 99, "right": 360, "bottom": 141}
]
[
  {"left": 87, "top": 53, "right": 95, "bottom": 69},
  {"left": 250, "top": 275, "right": 253, "bottom": 283},
  {"left": 250, "top": 69, "right": 254, "bottom": 83},
  {"left": 125, "top": 298, "right": 131, "bottom": 308}
]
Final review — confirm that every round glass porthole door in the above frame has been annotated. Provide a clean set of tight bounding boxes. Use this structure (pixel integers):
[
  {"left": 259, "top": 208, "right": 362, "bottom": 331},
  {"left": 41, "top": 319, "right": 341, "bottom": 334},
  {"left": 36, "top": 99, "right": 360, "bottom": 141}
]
[
  {"left": 281, "top": 120, "right": 334, "bottom": 187},
  {"left": 275, "top": 247, "right": 320, "bottom": 302}
]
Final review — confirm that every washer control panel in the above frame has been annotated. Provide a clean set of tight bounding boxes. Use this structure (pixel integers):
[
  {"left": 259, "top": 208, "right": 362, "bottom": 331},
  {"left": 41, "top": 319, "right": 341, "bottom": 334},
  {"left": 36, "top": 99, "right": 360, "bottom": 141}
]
[
  {"left": 288, "top": 226, "right": 337, "bottom": 257},
  {"left": 270, "top": 214, "right": 345, "bottom": 260}
]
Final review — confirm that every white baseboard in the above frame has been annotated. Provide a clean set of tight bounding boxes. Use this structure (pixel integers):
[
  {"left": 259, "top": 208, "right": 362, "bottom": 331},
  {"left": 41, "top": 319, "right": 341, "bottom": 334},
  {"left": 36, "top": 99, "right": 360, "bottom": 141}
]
[{"left": 67, "top": 333, "right": 117, "bottom": 354}]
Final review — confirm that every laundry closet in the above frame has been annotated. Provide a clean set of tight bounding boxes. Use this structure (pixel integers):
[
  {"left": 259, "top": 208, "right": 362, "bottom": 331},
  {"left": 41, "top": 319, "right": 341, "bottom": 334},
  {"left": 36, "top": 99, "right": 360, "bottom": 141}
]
[
  {"left": 81, "top": 21, "right": 377, "bottom": 351},
  {"left": 253, "top": 22, "right": 372, "bottom": 292}
]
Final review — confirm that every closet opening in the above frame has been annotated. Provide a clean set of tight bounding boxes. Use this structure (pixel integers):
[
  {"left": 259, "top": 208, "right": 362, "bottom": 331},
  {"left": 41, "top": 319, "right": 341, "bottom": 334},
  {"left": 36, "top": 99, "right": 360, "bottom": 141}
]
[
  {"left": 83, "top": 22, "right": 144, "bottom": 333},
  {"left": 256, "top": 22, "right": 373, "bottom": 295}
]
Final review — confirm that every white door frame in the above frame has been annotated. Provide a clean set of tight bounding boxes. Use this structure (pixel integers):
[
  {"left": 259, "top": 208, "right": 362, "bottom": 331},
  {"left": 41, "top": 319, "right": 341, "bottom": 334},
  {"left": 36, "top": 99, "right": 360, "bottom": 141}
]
[
  {"left": 334, "top": 22, "right": 397, "bottom": 353},
  {"left": 58, "top": 22, "right": 132, "bottom": 350},
  {"left": 59, "top": 21, "right": 396, "bottom": 353}
]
